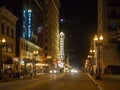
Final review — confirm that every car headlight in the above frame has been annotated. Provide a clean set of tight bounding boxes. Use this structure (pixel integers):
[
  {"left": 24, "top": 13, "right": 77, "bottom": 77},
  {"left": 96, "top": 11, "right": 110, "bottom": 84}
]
[
  {"left": 71, "top": 69, "right": 78, "bottom": 73},
  {"left": 54, "top": 70, "right": 57, "bottom": 73},
  {"left": 50, "top": 70, "right": 53, "bottom": 73}
]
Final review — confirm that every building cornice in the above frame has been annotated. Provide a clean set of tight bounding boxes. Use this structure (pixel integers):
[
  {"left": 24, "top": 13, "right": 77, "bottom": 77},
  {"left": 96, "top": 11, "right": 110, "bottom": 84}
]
[{"left": 0, "top": 6, "right": 18, "bottom": 22}]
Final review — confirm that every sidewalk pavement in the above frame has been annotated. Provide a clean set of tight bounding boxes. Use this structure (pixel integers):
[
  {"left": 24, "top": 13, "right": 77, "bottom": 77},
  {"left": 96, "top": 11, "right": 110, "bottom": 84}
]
[
  {"left": 0, "top": 73, "right": 46, "bottom": 82},
  {"left": 104, "top": 74, "right": 120, "bottom": 80},
  {"left": 87, "top": 73, "right": 120, "bottom": 90},
  {"left": 0, "top": 75, "right": 35, "bottom": 82},
  {"left": 87, "top": 73, "right": 120, "bottom": 80}
]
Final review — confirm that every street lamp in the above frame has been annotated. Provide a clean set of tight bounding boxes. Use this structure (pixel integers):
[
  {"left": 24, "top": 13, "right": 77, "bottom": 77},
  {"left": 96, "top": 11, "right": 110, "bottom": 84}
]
[
  {"left": 89, "top": 49, "right": 95, "bottom": 75},
  {"left": 0, "top": 38, "right": 6, "bottom": 80},
  {"left": 33, "top": 49, "right": 39, "bottom": 76},
  {"left": 94, "top": 35, "right": 103, "bottom": 80}
]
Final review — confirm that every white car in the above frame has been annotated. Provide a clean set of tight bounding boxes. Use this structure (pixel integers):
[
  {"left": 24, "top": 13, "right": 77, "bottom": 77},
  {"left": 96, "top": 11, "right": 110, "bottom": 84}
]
[
  {"left": 49, "top": 69, "right": 59, "bottom": 74},
  {"left": 70, "top": 69, "right": 78, "bottom": 73}
]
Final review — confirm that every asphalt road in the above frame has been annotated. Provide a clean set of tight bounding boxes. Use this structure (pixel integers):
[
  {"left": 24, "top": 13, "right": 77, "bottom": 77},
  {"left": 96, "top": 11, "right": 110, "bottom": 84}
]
[
  {"left": 25, "top": 73, "right": 99, "bottom": 90},
  {"left": 0, "top": 72, "right": 100, "bottom": 90}
]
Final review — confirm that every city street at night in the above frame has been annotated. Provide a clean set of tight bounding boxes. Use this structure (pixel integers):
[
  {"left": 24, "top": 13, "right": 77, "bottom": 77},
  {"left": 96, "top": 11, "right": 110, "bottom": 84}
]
[{"left": 0, "top": 0, "right": 120, "bottom": 90}]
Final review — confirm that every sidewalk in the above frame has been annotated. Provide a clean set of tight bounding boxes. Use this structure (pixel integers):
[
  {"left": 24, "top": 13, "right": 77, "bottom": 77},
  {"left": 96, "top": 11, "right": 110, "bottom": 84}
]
[
  {"left": 0, "top": 73, "right": 46, "bottom": 82},
  {"left": 0, "top": 75, "right": 33, "bottom": 82},
  {"left": 104, "top": 74, "right": 120, "bottom": 80},
  {"left": 87, "top": 73, "right": 120, "bottom": 90},
  {"left": 0, "top": 77, "right": 20, "bottom": 82},
  {"left": 87, "top": 73, "right": 120, "bottom": 80}
]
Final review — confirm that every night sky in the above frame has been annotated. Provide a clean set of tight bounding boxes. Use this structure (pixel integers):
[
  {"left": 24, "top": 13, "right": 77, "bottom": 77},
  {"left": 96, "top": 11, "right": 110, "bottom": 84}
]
[{"left": 60, "top": 0, "right": 98, "bottom": 68}]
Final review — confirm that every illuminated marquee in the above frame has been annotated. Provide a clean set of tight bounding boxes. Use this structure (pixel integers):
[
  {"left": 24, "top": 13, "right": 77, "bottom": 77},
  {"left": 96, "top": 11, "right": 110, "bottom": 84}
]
[{"left": 59, "top": 32, "right": 65, "bottom": 60}]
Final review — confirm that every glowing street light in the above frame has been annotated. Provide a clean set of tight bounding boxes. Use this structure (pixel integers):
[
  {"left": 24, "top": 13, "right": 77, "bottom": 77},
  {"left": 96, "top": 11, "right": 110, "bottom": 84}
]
[
  {"left": 94, "top": 34, "right": 103, "bottom": 80},
  {"left": 0, "top": 38, "right": 6, "bottom": 80},
  {"left": 33, "top": 49, "right": 39, "bottom": 76}
]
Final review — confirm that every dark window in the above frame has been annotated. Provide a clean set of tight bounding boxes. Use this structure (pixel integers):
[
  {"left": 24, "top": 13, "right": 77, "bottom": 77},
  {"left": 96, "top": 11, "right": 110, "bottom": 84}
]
[
  {"left": 11, "top": 44, "right": 13, "bottom": 52},
  {"left": 108, "top": 9, "right": 119, "bottom": 19},
  {"left": 109, "top": 37, "right": 117, "bottom": 44},
  {"left": 108, "top": 22, "right": 117, "bottom": 31},
  {"left": 24, "top": 43, "right": 26, "bottom": 50},
  {"left": 45, "top": 53, "right": 47, "bottom": 57},
  {"left": 1, "top": 22, "right": 5, "bottom": 34},
  {"left": 11, "top": 28, "right": 14, "bottom": 38},
  {"left": 117, "top": 42, "right": 120, "bottom": 52},
  {"left": 7, "top": 25, "right": 10, "bottom": 36},
  {"left": 108, "top": 0, "right": 120, "bottom": 7},
  {"left": 30, "top": 47, "right": 33, "bottom": 53},
  {"left": 26, "top": 44, "right": 28, "bottom": 51},
  {"left": 45, "top": 46, "right": 47, "bottom": 50}
]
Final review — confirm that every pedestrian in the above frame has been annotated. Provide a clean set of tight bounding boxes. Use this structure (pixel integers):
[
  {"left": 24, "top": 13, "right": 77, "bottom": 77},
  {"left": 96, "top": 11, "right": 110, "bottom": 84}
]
[
  {"left": 30, "top": 70, "right": 33, "bottom": 78},
  {"left": 8, "top": 68, "right": 12, "bottom": 78}
]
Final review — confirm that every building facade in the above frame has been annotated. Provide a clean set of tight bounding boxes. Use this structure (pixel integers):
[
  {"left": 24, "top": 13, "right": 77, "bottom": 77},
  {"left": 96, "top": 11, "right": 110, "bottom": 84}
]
[
  {"left": 0, "top": 7, "right": 18, "bottom": 70},
  {"left": 98, "top": 0, "right": 120, "bottom": 74},
  {"left": 19, "top": 37, "right": 43, "bottom": 76}
]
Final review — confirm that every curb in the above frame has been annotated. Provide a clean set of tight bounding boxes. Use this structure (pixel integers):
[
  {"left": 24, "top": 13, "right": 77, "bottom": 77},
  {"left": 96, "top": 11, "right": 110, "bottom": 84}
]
[{"left": 86, "top": 73, "right": 104, "bottom": 90}]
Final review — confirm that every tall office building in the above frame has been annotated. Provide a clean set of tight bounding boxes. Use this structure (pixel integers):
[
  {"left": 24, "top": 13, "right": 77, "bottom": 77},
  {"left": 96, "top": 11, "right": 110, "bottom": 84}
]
[
  {"left": 42, "top": 0, "right": 60, "bottom": 69},
  {"left": 98, "top": 0, "right": 120, "bottom": 74}
]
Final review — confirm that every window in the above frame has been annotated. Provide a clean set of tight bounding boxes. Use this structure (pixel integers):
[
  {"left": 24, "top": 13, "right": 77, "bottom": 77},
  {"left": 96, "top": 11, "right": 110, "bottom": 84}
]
[
  {"left": 44, "top": 53, "right": 47, "bottom": 57},
  {"left": 45, "top": 46, "right": 48, "bottom": 50},
  {"left": 1, "top": 22, "right": 5, "bottom": 34},
  {"left": 21, "top": 42, "right": 23, "bottom": 50},
  {"left": 26, "top": 44, "right": 28, "bottom": 51},
  {"left": 8, "top": 44, "right": 12, "bottom": 53},
  {"left": 108, "top": 9, "right": 119, "bottom": 19},
  {"left": 117, "top": 42, "right": 120, "bottom": 52},
  {"left": 11, "top": 28, "right": 14, "bottom": 38},
  {"left": 23, "top": 43, "right": 26, "bottom": 50},
  {"left": 109, "top": 37, "right": 117, "bottom": 44},
  {"left": 108, "top": 0, "right": 120, "bottom": 7},
  {"left": 2, "top": 44, "right": 7, "bottom": 52},
  {"left": 31, "top": 47, "right": 33, "bottom": 53},
  {"left": 7, "top": 25, "right": 10, "bottom": 37},
  {"left": 108, "top": 22, "right": 117, "bottom": 31}
]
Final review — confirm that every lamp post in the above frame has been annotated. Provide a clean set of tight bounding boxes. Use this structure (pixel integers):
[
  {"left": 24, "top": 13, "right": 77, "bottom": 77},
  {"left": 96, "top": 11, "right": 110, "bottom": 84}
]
[
  {"left": 0, "top": 38, "right": 6, "bottom": 80},
  {"left": 89, "top": 49, "right": 95, "bottom": 75},
  {"left": 33, "top": 50, "right": 38, "bottom": 76},
  {"left": 47, "top": 56, "right": 52, "bottom": 69},
  {"left": 94, "top": 35, "right": 103, "bottom": 80}
]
